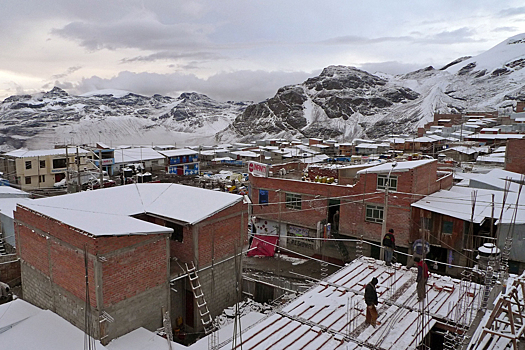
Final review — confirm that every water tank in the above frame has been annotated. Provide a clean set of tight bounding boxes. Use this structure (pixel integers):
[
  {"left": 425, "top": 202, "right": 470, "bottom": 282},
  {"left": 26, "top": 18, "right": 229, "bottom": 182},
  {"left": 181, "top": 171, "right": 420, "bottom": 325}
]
[{"left": 477, "top": 243, "right": 501, "bottom": 271}]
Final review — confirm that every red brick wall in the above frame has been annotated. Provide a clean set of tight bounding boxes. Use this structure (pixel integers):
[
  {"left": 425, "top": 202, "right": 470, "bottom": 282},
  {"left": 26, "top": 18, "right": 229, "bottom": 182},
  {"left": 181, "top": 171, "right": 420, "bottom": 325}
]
[
  {"left": 251, "top": 161, "right": 445, "bottom": 248},
  {"left": 505, "top": 139, "right": 525, "bottom": 174},
  {"left": 102, "top": 236, "right": 167, "bottom": 306},
  {"left": 50, "top": 240, "right": 96, "bottom": 305},
  {"left": 15, "top": 210, "right": 97, "bottom": 305},
  {"left": 307, "top": 166, "right": 338, "bottom": 181},
  {"left": 168, "top": 200, "right": 247, "bottom": 266},
  {"left": 15, "top": 205, "right": 167, "bottom": 307}
]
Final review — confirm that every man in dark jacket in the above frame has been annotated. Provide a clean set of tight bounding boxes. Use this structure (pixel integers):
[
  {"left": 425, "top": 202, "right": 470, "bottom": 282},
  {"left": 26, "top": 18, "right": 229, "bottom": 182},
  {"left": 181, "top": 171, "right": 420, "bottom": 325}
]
[
  {"left": 383, "top": 228, "right": 395, "bottom": 266},
  {"left": 364, "top": 277, "right": 379, "bottom": 326}
]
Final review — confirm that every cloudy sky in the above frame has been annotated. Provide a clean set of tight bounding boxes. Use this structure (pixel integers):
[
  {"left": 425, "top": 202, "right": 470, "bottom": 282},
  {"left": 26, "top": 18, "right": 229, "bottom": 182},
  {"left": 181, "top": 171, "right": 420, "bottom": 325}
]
[{"left": 1, "top": 1, "right": 525, "bottom": 102}]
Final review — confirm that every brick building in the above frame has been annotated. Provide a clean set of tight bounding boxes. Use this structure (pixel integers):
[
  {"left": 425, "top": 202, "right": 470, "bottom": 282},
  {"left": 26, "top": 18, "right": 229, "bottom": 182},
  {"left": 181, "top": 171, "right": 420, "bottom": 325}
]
[
  {"left": 505, "top": 138, "right": 525, "bottom": 174},
  {"left": 15, "top": 183, "right": 248, "bottom": 343},
  {"left": 250, "top": 159, "right": 453, "bottom": 262}
]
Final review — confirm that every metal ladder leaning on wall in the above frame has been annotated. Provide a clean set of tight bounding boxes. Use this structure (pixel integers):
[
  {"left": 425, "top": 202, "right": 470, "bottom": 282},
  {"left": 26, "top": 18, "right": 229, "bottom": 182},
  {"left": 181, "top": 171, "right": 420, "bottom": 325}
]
[{"left": 185, "top": 261, "right": 214, "bottom": 334}]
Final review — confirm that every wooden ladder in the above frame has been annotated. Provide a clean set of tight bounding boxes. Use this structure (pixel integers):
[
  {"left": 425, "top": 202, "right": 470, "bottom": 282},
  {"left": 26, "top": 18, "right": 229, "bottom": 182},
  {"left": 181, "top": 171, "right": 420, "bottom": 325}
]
[{"left": 185, "top": 262, "right": 214, "bottom": 334}]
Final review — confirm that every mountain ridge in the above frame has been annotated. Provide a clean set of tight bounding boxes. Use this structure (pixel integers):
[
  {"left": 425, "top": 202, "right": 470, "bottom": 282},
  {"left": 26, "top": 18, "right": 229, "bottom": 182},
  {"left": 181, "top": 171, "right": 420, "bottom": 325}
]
[{"left": 2, "top": 34, "right": 525, "bottom": 150}]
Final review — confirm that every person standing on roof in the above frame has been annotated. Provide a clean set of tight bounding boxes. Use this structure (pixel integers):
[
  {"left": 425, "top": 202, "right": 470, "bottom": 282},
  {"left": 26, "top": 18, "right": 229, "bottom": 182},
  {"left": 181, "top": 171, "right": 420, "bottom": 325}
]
[
  {"left": 415, "top": 257, "right": 429, "bottom": 302},
  {"left": 383, "top": 228, "right": 395, "bottom": 266},
  {"left": 364, "top": 277, "right": 379, "bottom": 327}
]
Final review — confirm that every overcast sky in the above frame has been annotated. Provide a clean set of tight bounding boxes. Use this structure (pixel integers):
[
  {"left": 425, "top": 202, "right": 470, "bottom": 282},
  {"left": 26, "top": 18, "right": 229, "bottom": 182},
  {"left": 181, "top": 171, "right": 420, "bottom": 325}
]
[{"left": 1, "top": 1, "right": 525, "bottom": 102}]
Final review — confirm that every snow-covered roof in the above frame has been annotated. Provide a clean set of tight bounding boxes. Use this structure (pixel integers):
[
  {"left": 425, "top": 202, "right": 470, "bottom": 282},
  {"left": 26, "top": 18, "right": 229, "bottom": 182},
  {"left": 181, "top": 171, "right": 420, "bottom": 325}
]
[
  {"left": 217, "top": 257, "right": 480, "bottom": 349},
  {"left": 0, "top": 186, "right": 31, "bottom": 198},
  {"left": 4, "top": 147, "right": 90, "bottom": 158},
  {"left": 412, "top": 136, "right": 437, "bottom": 143},
  {"left": 231, "top": 150, "right": 258, "bottom": 158},
  {"left": 0, "top": 197, "right": 33, "bottom": 219},
  {"left": 466, "top": 133, "right": 525, "bottom": 140},
  {"left": 412, "top": 185, "right": 525, "bottom": 224},
  {"left": 301, "top": 154, "right": 330, "bottom": 164},
  {"left": 0, "top": 299, "right": 107, "bottom": 350},
  {"left": 21, "top": 183, "right": 245, "bottom": 236},
  {"left": 357, "top": 159, "right": 435, "bottom": 175},
  {"left": 480, "top": 127, "right": 500, "bottom": 132},
  {"left": 441, "top": 146, "right": 479, "bottom": 155},
  {"left": 113, "top": 147, "right": 165, "bottom": 164},
  {"left": 158, "top": 148, "right": 198, "bottom": 157},
  {"left": 476, "top": 155, "right": 505, "bottom": 163},
  {"left": 356, "top": 143, "right": 378, "bottom": 149}
]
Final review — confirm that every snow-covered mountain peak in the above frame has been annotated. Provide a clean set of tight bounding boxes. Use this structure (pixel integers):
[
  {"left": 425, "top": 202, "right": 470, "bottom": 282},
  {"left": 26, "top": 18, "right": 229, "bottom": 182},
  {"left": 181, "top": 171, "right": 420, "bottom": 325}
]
[{"left": 444, "top": 33, "right": 525, "bottom": 76}]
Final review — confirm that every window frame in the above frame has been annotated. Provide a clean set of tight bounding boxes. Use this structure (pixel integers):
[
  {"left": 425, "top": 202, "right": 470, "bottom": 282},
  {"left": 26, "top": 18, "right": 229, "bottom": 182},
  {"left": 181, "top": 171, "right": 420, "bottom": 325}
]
[
  {"left": 258, "top": 189, "right": 269, "bottom": 205},
  {"left": 442, "top": 220, "right": 453, "bottom": 235},
  {"left": 377, "top": 174, "right": 398, "bottom": 191},
  {"left": 25, "top": 176, "right": 31, "bottom": 185},
  {"left": 52, "top": 158, "right": 67, "bottom": 169},
  {"left": 39, "top": 175, "right": 45, "bottom": 183},
  {"left": 365, "top": 204, "right": 384, "bottom": 223},
  {"left": 285, "top": 192, "right": 302, "bottom": 210},
  {"left": 25, "top": 161, "right": 32, "bottom": 170},
  {"left": 39, "top": 160, "right": 46, "bottom": 169}
]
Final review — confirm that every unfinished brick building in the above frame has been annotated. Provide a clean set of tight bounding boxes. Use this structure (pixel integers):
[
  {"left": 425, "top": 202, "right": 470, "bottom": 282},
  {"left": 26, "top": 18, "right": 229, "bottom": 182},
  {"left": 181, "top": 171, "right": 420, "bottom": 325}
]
[
  {"left": 250, "top": 159, "right": 453, "bottom": 263},
  {"left": 15, "top": 183, "right": 248, "bottom": 343}
]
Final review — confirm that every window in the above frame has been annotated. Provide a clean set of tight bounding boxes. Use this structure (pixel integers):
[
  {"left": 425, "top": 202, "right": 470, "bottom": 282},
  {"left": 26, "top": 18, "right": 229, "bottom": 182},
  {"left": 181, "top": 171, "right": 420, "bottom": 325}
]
[
  {"left": 442, "top": 220, "right": 453, "bottom": 235},
  {"left": 39, "top": 175, "right": 45, "bottom": 183},
  {"left": 25, "top": 161, "right": 32, "bottom": 170},
  {"left": 40, "top": 160, "right": 46, "bottom": 168},
  {"left": 285, "top": 193, "right": 301, "bottom": 210},
  {"left": 25, "top": 177, "right": 31, "bottom": 185},
  {"left": 166, "top": 221, "right": 184, "bottom": 242},
  {"left": 421, "top": 217, "right": 433, "bottom": 231},
  {"left": 52, "top": 158, "right": 67, "bottom": 169},
  {"left": 259, "top": 190, "right": 269, "bottom": 205},
  {"left": 366, "top": 204, "right": 384, "bottom": 223},
  {"left": 152, "top": 160, "right": 158, "bottom": 165},
  {"left": 377, "top": 174, "right": 397, "bottom": 191}
]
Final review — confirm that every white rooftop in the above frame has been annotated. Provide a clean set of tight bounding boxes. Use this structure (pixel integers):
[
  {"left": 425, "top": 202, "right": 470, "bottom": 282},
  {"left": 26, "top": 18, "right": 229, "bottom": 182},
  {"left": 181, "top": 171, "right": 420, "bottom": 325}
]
[
  {"left": 412, "top": 185, "right": 525, "bottom": 224},
  {"left": 217, "top": 257, "right": 480, "bottom": 349},
  {"left": 158, "top": 149, "right": 198, "bottom": 157},
  {"left": 22, "top": 183, "right": 244, "bottom": 236},
  {"left": 0, "top": 299, "right": 107, "bottom": 350},
  {"left": 357, "top": 159, "right": 435, "bottom": 174},
  {"left": 4, "top": 147, "right": 90, "bottom": 158},
  {"left": 113, "top": 147, "right": 165, "bottom": 163}
]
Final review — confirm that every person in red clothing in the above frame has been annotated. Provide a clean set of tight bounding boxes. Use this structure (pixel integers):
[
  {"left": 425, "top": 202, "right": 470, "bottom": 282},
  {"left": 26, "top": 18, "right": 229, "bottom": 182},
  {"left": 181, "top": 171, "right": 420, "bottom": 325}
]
[{"left": 415, "top": 257, "right": 429, "bottom": 301}]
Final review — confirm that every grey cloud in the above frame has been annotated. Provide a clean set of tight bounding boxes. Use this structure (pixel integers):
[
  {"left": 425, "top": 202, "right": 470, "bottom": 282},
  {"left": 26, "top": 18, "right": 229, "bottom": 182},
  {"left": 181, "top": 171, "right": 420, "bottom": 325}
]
[
  {"left": 69, "top": 70, "right": 316, "bottom": 103},
  {"left": 493, "top": 26, "right": 518, "bottom": 32},
  {"left": 320, "top": 35, "right": 413, "bottom": 45},
  {"left": 498, "top": 7, "right": 525, "bottom": 18},
  {"left": 121, "top": 51, "right": 224, "bottom": 63},
  {"left": 51, "top": 66, "right": 82, "bottom": 79},
  {"left": 423, "top": 27, "right": 482, "bottom": 44},
  {"left": 51, "top": 15, "right": 212, "bottom": 51}
]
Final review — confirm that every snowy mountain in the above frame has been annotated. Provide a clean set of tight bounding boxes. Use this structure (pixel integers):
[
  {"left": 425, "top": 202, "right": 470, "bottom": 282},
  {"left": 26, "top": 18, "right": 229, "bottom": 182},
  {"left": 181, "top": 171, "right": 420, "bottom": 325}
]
[
  {"left": 0, "top": 88, "right": 250, "bottom": 151},
  {"left": 2, "top": 34, "right": 525, "bottom": 150},
  {"left": 219, "top": 33, "right": 525, "bottom": 142}
]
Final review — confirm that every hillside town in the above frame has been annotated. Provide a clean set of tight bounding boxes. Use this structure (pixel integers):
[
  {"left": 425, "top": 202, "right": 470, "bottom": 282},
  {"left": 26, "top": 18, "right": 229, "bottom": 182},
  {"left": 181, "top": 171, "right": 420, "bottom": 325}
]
[{"left": 1, "top": 102, "right": 525, "bottom": 350}]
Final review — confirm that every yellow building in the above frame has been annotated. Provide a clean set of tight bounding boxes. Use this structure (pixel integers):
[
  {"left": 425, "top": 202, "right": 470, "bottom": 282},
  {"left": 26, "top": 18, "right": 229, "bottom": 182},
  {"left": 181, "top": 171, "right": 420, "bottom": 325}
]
[{"left": 1, "top": 148, "right": 94, "bottom": 191}]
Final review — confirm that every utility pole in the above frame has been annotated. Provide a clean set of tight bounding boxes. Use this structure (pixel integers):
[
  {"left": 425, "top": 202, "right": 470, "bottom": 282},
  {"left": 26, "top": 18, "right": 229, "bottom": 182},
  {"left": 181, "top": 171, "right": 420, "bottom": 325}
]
[
  {"left": 99, "top": 150, "right": 103, "bottom": 188},
  {"left": 380, "top": 162, "right": 397, "bottom": 261},
  {"left": 65, "top": 147, "right": 70, "bottom": 193},
  {"left": 76, "top": 147, "right": 81, "bottom": 192}
]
